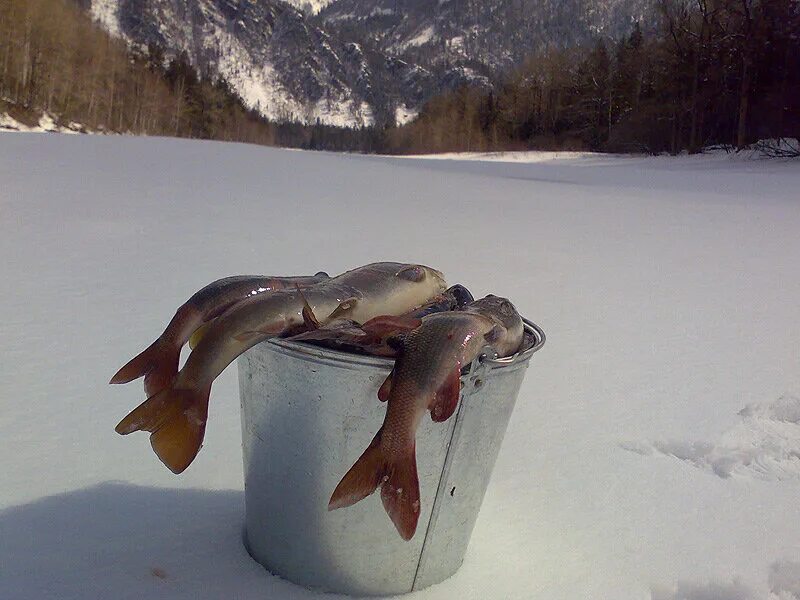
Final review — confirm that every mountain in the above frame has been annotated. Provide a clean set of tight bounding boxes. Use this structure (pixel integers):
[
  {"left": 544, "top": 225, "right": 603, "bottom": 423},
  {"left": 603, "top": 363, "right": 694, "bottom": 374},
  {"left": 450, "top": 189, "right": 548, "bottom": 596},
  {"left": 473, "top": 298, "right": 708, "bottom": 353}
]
[
  {"left": 89, "top": 0, "right": 651, "bottom": 127},
  {"left": 316, "top": 0, "right": 653, "bottom": 72}
]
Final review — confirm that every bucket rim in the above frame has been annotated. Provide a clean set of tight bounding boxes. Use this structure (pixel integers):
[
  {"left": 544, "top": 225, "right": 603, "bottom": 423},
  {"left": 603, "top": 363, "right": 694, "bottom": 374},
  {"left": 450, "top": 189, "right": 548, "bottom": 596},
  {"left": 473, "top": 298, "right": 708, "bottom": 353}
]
[{"left": 264, "top": 318, "right": 545, "bottom": 370}]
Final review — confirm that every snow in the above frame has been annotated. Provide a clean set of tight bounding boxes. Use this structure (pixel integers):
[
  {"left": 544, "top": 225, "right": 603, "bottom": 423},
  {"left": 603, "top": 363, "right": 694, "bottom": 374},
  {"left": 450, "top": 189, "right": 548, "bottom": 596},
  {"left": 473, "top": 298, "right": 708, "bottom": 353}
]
[
  {"left": 0, "top": 112, "right": 86, "bottom": 134},
  {"left": 281, "top": 0, "right": 334, "bottom": 15},
  {"left": 395, "top": 104, "right": 418, "bottom": 126},
  {"left": 2, "top": 133, "right": 800, "bottom": 600},
  {"left": 398, "top": 26, "right": 436, "bottom": 50},
  {"left": 91, "top": 0, "right": 123, "bottom": 38}
]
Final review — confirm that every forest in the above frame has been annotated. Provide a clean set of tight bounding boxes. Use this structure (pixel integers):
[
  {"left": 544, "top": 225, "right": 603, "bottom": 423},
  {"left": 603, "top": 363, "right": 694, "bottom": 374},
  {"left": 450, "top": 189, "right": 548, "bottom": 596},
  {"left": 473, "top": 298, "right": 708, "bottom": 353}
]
[
  {"left": 1, "top": 0, "right": 798, "bottom": 155},
  {"left": 386, "top": 0, "right": 800, "bottom": 154},
  {"left": 0, "top": 0, "right": 276, "bottom": 144}
]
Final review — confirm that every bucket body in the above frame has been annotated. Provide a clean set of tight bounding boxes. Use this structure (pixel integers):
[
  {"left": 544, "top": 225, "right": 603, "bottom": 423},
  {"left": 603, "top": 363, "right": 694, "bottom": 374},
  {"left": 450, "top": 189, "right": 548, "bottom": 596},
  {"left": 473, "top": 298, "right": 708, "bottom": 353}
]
[{"left": 238, "top": 320, "right": 544, "bottom": 596}]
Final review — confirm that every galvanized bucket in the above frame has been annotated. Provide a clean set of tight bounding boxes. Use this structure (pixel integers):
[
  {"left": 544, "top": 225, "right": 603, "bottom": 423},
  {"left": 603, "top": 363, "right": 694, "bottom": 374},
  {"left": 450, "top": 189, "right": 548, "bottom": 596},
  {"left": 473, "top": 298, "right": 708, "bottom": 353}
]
[{"left": 237, "top": 319, "right": 545, "bottom": 596}]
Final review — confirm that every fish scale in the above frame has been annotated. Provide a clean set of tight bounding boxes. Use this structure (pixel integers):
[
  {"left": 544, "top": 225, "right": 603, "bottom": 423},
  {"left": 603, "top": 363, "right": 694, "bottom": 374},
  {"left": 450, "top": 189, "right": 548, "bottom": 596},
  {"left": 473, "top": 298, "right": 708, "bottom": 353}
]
[{"left": 329, "top": 295, "right": 524, "bottom": 541}]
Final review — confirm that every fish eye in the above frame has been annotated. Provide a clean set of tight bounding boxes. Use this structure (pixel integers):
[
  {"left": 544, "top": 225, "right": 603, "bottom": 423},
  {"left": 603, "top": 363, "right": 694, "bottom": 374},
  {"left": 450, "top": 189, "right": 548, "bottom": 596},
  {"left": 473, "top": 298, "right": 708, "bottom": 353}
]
[
  {"left": 500, "top": 300, "right": 513, "bottom": 314},
  {"left": 396, "top": 265, "right": 426, "bottom": 282}
]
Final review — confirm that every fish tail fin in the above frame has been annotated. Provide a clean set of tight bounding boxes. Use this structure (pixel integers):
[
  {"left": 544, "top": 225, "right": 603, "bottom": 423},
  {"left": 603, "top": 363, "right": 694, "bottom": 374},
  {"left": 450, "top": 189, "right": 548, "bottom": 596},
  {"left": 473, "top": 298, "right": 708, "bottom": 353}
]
[
  {"left": 380, "top": 446, "right": 421, "bottom": 540},
  {"left": 329, "top": 430, "right": 387, "bottom": 511},
  {"left": 110, "top": 339, "right": 180, "bottom": 396},
  {"left": 329, "top": 430, "right": 421, "bottom": 540},
  {"left": 115, "top": 385, "right": 210, "bottom": 474}
]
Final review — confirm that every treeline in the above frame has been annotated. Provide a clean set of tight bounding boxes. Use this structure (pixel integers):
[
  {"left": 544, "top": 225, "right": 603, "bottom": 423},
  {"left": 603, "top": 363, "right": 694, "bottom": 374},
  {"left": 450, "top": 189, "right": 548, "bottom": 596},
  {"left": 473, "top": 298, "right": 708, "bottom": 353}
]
[
  {"left": 0, "top": 0, "right": 275, "bottom": 143},
  {"left": 1, "top": 0, "right": 796, "bottom": 156},
  {"left": 386, "top": 0, "right": 800, "bottom": 155}
]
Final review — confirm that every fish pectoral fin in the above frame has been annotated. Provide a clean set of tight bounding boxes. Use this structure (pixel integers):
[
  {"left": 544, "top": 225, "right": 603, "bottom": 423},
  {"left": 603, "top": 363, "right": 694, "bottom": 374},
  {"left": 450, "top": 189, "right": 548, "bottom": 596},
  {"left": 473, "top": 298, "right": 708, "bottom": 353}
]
[
  {"left": 429, "top": 367, "right": 461, "bottom": 422},
  {"left": 327, "top": 297, "right": 359, "bottom": 320},
  {"left": 377, "top": 371, "right": 393, "bottom": 402},
  {"left": 297, "top": 289, "right": 321, "bottom": 331}
]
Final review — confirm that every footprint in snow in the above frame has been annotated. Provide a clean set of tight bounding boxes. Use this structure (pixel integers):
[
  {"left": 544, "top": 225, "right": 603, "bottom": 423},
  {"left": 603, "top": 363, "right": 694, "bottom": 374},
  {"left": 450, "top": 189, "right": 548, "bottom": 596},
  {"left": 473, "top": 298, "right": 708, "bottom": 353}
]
[{"left": 622, "top": 395, "right": 800, "bottom": 481}]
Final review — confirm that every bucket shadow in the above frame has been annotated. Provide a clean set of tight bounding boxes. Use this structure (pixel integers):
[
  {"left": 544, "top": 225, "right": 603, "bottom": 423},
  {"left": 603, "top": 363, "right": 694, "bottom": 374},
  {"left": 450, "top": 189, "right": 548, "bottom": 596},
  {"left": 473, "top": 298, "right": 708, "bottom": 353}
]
[{"left": 0, "top": 482, "right": 350, "bottom": 600}]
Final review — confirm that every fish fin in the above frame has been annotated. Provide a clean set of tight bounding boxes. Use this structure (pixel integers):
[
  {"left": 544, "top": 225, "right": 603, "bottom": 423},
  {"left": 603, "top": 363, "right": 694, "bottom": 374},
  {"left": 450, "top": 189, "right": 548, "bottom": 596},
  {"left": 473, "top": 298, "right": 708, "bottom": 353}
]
[
  {"left": 110, "top": 339, "right": 180, "bottom": 396},
  {"left": 297, "top": 289, "right": 321, "bottom": 330},
  {"left": 115, "top": 385, "right": 210, "bottom": 474},
  {"left": 327, "top": 297, "right": 359, "bottom": 320},
  {"left": 430, "top": 367, "right": 461, "bottom": 422},
  {"left": 377, "top": 371, "right": 393, "bottom": 402},
  {"left": 362, "top": 315, "right": 422, "bottom": 337},
  {"left": 484, "top": 325, "right": 504, "bottom": 345},
  {"left": 329, "top": 430, "right": 386, "bottom": 510},
  {"left": 380, "top": 446, "right": 421, "bottom": 540},
  {"left": 314, "top": 271, "right": 330, "bottom": 278},
  {"left": 188, "top": 321, "right": 212, "bottom": 350}
]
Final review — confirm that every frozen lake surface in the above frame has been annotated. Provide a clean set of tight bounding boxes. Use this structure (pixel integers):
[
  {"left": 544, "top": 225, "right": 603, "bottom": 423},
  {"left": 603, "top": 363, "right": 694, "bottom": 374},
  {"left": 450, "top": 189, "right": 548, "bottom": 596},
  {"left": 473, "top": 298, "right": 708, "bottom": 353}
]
[{"left": 1, "top": 133, "right": 799, "bottom": 600}]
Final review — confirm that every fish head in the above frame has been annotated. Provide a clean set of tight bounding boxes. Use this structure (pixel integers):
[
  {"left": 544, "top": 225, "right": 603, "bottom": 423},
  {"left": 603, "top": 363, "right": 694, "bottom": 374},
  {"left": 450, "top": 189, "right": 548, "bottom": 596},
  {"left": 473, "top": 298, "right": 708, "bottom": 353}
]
[
  {"left": 393, "top": 263, "right": 447, "bottom": 300},
  {"left": 466, "top": 295, "right": 525, "bottom": 356},
  {"left": 361, "top": 263, "right": 446, "bottom": 320}
]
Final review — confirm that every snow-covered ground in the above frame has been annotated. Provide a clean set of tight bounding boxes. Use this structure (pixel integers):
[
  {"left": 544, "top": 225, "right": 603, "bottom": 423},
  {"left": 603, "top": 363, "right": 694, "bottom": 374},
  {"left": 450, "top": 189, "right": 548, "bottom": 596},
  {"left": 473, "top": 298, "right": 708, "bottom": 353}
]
[
  {"left": 0, "top": 112, "right": 88, "bottom": 134},
  {"left": 1, "top": 133, "right": 799, "bottom": 600}
]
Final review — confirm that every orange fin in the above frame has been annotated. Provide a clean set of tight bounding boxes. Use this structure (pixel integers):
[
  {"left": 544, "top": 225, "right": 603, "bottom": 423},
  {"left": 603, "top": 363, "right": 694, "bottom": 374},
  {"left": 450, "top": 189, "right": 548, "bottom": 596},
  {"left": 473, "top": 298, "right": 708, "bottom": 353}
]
[
  {"left": 430, "top": 367, "right": 461, "bottom": 422},
  {"left": 361, "top": 315, "right": 422, "bottom": 337},
  {"left": 115, "top": 385, "right": 210, "bottom": 474},
  {"left": 377, "top": 371, "right": 393, "bottom": 402},
  {"left": 329, "top": 430, "right": 386, "bottom": 510},
  {"left": 110, "top": 339, "right": 178, "bottom": 392},
  {"left": 380, "top": 446, "right": 421, "bottom": 540}
]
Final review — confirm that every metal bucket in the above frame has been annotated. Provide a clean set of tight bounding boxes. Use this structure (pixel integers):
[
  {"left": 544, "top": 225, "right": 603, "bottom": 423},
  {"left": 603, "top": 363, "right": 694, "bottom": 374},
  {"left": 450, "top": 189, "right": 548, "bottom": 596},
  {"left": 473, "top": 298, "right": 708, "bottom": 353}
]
[{"left": 237, "top": 319, "right": 545, "bottom": 596}]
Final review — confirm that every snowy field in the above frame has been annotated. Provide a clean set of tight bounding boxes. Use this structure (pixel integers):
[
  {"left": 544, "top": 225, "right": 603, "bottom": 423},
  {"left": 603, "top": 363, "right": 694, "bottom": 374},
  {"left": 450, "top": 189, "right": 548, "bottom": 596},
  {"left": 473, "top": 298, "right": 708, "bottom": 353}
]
[{"left": 1, "top": 133, "right": 799, "bottom": 600}]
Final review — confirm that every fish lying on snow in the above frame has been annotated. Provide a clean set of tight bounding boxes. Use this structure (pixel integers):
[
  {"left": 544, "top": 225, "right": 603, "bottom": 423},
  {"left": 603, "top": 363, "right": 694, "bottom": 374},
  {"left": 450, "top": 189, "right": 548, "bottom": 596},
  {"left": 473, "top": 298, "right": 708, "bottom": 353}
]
[
  {"left": 110, "top": 273, "right": 329, "bottom": 396},
  {"left": 115, "top": 263, "right": 447, "bottom": 474},
  {"left": 328, "top": 295, "right": 524, "bottom": 540}
]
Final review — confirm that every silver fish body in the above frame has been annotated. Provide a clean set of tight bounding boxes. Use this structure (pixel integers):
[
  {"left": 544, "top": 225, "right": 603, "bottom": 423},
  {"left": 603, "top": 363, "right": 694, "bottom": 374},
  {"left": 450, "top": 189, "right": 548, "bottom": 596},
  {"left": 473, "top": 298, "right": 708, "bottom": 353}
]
[
  {"left": 115, "top": 262, "right": 447, "bottom": 474},
  {"left": 110, "top": 272, "right": 329, "bottom": 395}
]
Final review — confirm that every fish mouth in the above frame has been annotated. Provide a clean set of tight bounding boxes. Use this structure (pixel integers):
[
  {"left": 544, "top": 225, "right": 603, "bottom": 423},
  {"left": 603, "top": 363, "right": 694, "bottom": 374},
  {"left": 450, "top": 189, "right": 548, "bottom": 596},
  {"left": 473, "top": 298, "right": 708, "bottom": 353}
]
[{"left": 429, "top": 268, "right": 447, "bottom": 289}]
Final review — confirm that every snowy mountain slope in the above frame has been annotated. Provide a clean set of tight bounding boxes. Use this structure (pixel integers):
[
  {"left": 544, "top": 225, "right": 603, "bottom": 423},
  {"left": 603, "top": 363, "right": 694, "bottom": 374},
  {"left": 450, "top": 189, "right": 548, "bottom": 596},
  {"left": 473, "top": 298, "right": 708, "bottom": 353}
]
[
  {"left": 88, "top": 0, "right": 653, "bottom": 127},
  {"left": 93, "top": 0, "right": 381, "bottom": 125},
  {"left": 317, "top": 0, "right": 653, "bottom": 71},
  {"left": 2, "top": 132, "right": 800, "bottom": 599}
]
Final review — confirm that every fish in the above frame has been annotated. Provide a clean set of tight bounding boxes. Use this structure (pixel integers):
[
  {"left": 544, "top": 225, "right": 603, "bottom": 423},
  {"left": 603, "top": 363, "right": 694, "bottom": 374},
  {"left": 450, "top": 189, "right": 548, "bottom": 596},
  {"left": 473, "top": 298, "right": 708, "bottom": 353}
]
[
  {"left": 110, "top": 273, "right": 330, "bottom": 396},
  {"left": 286, "top": 284, "right": 475, "bottom": 357},
  {"left": 328, "top": 295, "right": 524, "bottom": 540},
  {"left": 115, "top": 263, "right": 447, "bottom": 474}
]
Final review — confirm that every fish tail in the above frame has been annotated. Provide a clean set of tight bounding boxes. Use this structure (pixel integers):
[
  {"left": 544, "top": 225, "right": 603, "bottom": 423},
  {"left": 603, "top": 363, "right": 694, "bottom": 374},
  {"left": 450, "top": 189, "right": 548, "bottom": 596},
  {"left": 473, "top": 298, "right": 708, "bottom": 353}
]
[
  {"left": 380, "top": 447, "right": 421, "bottom": 541},
  {"left": 329, "top": 430, "right": 386, "bottom": 511},
  {"left": 115, "top": 384, "right": 210, "bottom": 474},
  {"left": 329, "top": 430, "right": 421, "bottom": 540},
  {"left": 110, "top": 339, "right": 180, "bottom": 396}
]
